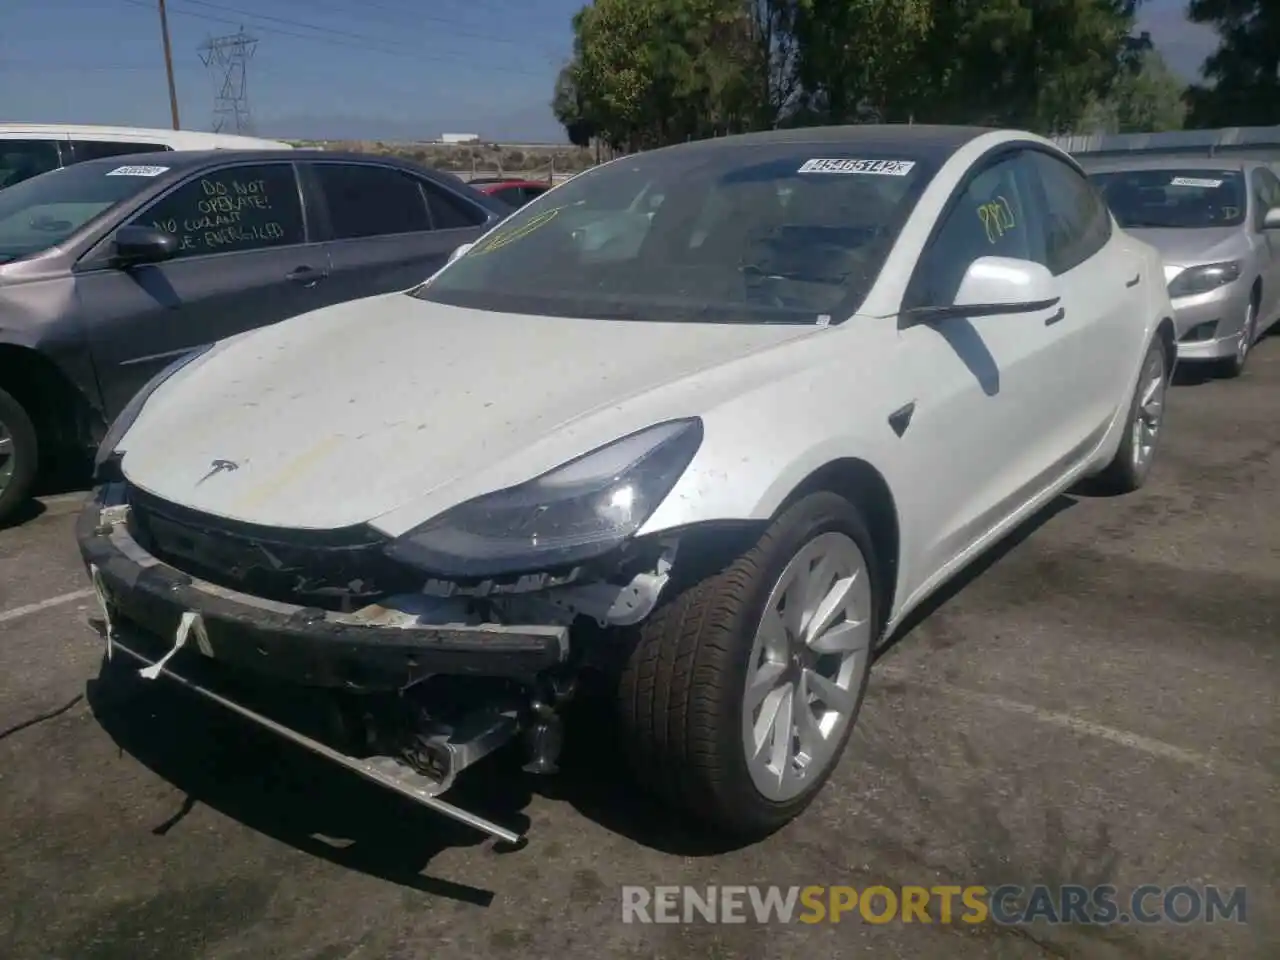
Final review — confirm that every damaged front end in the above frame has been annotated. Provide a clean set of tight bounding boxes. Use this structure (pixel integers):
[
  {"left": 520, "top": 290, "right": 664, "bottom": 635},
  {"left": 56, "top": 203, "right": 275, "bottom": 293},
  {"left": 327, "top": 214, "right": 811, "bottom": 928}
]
[{"left": 75, "top": 479, "right": 681, "bottom": 844}]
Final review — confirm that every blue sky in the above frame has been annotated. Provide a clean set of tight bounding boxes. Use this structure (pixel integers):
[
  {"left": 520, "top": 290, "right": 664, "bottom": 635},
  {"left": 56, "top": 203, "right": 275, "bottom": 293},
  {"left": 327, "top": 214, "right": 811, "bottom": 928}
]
[{"left": 1, "top": 0, "right": 1218, "bottom": 143}]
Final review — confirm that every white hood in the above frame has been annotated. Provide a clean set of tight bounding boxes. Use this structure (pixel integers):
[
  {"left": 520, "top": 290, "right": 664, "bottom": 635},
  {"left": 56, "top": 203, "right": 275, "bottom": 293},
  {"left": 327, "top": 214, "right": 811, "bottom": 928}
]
[{"left": 119, "top": 293, "right": 824, "bottom": 533}]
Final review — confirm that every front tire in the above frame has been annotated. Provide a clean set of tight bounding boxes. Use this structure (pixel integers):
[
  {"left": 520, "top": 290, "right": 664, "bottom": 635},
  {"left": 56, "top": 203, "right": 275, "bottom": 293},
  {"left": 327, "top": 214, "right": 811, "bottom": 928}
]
[
  {"left": 0, "top": 386, "right": 39, "bottom": 526},
  {"left": 1215, "top": 294, "right": 1258, "bottom": 379},
  {"left": 617, "top": 491, "right": 881, "bottom": 840},
  {"left": 1090, "top": 336, "right": 1168, "bottom": 495}
]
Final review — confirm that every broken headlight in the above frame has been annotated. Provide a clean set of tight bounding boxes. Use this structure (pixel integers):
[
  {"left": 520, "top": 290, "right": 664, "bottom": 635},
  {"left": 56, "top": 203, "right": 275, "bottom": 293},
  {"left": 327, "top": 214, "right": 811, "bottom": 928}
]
[{"left": 385, "top": 417, "right": 703, "bottom": 579}]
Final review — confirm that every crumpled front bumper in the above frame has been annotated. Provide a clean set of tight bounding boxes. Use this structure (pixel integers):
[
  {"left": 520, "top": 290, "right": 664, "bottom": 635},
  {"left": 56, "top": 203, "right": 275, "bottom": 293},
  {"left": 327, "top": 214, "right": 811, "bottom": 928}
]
[
  {"left": 74, "top": 483, "right": 570, "bottom": 692},
  {"left": 74, "top": 483, "right": 568, "bottom": 844}
]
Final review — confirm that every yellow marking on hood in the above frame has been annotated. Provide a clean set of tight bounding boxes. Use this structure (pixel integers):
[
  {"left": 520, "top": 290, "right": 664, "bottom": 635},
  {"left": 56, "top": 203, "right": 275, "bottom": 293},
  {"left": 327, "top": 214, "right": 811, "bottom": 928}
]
[{"left": 228, "top": 434, "right": 343, "bottom": 513}]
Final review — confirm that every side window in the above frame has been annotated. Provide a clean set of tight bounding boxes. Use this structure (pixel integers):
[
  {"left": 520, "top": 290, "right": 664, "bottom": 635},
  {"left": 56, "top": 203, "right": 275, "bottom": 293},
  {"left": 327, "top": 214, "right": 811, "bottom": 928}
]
[
  {"left": 0, "top": 139, "right": 62, "bottom": 188},
  {"left": 905, "top": 151, "right": 1041, "bottom": 309},
  {"left": 311, "top": 163, "right": 430, "bottom": 239},
  {"left": 491, "top": 186, "right": 525, "bottom": 208},
  {"left": 70, "top": 140, "right": 171, "bottom": 163},
  {"left": 1251, "top": 168, "right": 1280, "bottom": 229},
  {"left": 423, "top": 182, "right": 489, "bottom": 230},
  {"left": 1026, "top": 151, "right": 1112, "bottom": 275},
  {"left": 128, "top": 163, "right": 305, "bottom": 259},
  {"left": 522, "top": 186, "right": 550, "bottom": 204}
]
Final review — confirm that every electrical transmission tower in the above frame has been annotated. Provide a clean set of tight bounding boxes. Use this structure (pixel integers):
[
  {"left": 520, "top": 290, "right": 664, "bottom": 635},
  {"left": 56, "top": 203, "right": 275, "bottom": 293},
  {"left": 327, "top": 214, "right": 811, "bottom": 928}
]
[{"left": 198, "top": 29, "right": 257, "bottom": 134}]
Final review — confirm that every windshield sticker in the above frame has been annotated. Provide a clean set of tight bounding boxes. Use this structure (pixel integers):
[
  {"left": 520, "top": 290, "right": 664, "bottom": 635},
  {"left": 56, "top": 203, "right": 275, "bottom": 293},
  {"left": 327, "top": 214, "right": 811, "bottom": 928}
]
[
  {"left": 978, "top": 196, "right": 1017, "bottom": 243},
  {"left": 105, "top": 165, "right": 170, "bottom": 177},
  {"left": 1169, "top": 176, "right": 1223, "bottom": 188},
  {"left": 798, "top": 158, "right": 915, "bottom": 176}
]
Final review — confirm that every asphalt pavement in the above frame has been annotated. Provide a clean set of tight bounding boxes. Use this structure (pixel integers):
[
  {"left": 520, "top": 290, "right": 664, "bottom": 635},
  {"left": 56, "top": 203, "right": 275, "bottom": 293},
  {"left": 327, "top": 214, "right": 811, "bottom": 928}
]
[{"left": 0, "top": 337, "right": 1277, "bottom": 960}]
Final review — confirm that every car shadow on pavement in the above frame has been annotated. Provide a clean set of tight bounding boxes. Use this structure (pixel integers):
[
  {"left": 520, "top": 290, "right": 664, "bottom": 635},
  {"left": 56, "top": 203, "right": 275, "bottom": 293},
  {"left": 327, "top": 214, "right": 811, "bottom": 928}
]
[
  {"left": 84, "top": 658, "right": 535, "bottom": 905},
  {"left": 876, "top": 492, "right": 1079, "bottom": 660}
]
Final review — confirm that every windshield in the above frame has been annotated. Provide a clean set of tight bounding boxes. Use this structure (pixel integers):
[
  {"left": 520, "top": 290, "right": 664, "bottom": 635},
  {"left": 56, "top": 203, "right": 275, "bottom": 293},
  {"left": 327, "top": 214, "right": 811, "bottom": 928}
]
[
  {"left": 1088, "top": 169, "right": 1246, "bottom": 229},
  {"left": 0, "top": 161, "right": 162, "bottom": 263},
  {"left": 413, "top": 146, "right": 936, "bottom": 324}
]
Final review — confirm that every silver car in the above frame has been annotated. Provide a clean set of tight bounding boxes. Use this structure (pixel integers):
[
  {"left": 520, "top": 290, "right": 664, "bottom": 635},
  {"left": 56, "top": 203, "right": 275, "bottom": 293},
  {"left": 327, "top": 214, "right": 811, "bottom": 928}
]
[{"left": 1082, "top": 156, "right": 1280, "bottom": 377}]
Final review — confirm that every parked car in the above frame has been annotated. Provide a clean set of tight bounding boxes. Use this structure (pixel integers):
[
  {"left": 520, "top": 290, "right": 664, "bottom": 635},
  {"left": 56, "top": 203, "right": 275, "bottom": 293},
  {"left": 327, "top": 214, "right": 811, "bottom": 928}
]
[
  {"left": 1082, "top": 155, "right": 1280, "bottom": 377},
  {"left": 0, "top": 149, "right": 507, "bottom": 523},
  {"left": 467, "top": 176, "right": 553, "bottom": 208},
  {"left": 0, "top": 123, "right": 292, "bottom": 190},
  {"left": 78, "top": 125, "right": 1175, "bottom": 844}
]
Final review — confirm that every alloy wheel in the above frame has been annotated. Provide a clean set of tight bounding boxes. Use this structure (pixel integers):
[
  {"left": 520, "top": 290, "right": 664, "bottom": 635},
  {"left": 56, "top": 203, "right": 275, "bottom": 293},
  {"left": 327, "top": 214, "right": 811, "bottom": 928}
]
[
  {"left": 1131, "top": 347, "right": 1167, "bottom": 470},
  {"left": 741, "top": 531, "right": 873, "bottom": 802},
  {"left": 0, "top": 419, "right": 14, "bottom": 499}
]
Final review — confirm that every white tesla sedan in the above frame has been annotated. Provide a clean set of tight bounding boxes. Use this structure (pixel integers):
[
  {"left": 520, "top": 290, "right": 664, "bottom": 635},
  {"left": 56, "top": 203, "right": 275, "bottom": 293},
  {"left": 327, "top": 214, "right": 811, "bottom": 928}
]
[{"left": 78, "top": 125, "right": 1176, "bottom": 845}]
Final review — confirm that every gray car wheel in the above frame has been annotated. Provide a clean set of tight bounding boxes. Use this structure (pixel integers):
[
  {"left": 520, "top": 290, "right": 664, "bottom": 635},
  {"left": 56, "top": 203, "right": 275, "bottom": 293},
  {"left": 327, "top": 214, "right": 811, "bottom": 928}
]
[
  {"left": 0, "top": 386, "right": 39, "bottom": 526},
  {"left": 1217, "top": 294, "right": 1258, "bottom": 379}
]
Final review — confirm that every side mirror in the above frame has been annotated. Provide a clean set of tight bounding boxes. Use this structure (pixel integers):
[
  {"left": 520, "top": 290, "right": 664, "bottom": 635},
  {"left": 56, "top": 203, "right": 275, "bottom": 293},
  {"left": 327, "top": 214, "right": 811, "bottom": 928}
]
[
  {"left": 953, "top": 256, "right": 1059, "bottom": 312},
  {"left": 448, "top": 242, "right": 474, "bottom": 263},
  {"left": 112, "top": 224, "right": 178, "bottom": 266},
  {"left": 1262, "top": 207, "right": 1280, "bottom": 230}
]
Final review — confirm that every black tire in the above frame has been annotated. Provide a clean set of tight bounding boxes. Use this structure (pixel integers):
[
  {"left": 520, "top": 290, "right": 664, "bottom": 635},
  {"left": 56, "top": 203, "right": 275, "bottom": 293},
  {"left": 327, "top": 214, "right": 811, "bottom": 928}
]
[
  {"left": 1090, "top": 336, "right": 1168, "bottom": 496},
  {"left": 617, "top": 491, "right": 882, "bottom": 840},
  {"left": 0, "top": 385, "right": 39, "bottom": 526},
  {"left": 1214, "top": 293, "right": 1258, "bottom": 379}
]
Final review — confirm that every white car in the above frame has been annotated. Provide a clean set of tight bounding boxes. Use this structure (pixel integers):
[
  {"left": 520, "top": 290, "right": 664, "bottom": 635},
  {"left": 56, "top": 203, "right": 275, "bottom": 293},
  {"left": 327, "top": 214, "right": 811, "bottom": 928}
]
[{"left": 77, "top": 125, "right": 1176, "bottom": 844}]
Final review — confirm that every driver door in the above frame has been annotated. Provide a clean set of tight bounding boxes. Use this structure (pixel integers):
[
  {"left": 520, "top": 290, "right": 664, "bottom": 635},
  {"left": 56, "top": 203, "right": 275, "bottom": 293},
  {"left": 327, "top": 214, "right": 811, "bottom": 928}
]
[
  {"left": 891, "top": 148, "right": 1082, "bottom": 596},
  {"left": 71, "top": 160, "right": 332, "bottom": 419}
]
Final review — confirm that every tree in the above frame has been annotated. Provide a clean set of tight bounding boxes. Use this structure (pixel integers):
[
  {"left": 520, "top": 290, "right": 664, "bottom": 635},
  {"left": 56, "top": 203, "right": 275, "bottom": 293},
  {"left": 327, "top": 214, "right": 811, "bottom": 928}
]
[
  {"left": 1080, "top": 47, "right": 1187, "bottom": 132},
  {"left": 790, "top": 0, "right": 933, "bottom": 123},
  {"left": 551, "top": 65, "right": 595, "bottom": 148},
  {"left": 905, "top": 0, "right": 1152, "bottom": 133},
  {"left": 1184, "top": 0, "right": 1280, "bottom": 128}
]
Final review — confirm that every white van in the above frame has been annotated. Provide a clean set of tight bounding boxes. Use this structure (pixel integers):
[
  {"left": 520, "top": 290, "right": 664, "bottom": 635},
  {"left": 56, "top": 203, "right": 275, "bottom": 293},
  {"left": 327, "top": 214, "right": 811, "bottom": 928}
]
[{"left": 0, "top": 123, "right": 293, "bottom": 189}]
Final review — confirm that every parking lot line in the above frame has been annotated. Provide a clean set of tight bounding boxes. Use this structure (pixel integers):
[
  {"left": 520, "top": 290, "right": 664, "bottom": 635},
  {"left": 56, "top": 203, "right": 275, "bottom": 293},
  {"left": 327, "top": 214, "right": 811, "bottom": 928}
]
[
  {"left": 0, "top": 588, "right": 94, "bottom": 625},
  {"left": 875, "top": 665, "right": 1269, "bottom": 780}
]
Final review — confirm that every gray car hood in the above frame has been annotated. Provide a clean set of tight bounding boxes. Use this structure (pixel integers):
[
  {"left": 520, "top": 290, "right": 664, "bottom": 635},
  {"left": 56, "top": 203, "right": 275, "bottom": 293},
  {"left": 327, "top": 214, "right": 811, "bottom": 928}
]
[{"left": 1124, "top": 226, "right": 1249, "bottom": 269}]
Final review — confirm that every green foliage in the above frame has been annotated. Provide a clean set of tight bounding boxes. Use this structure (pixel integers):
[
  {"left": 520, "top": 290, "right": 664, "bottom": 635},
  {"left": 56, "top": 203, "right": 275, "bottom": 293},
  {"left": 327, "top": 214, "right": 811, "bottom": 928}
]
[
  {"left": 1080, "top": 48, "right": 1188, "bottom": 133},
  {"left": 556, "top": 0, "right": 1169, "bottom": 148},
  {"left": 1184, "top": 0, "right": 1280, "bottom": 127}
]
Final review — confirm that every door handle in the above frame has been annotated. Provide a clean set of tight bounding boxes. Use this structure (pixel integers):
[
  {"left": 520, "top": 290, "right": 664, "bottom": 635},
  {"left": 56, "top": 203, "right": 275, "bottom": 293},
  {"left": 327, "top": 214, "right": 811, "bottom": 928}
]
[
  {"left": 1043, "top": 307, "right": 1066, "bottom": 326},
  {"left": 1125, "top": 274, "right": 1141, "bottom": 287},
  {"left": 286, "top": 265, "right": 325, "bottom": 286}
]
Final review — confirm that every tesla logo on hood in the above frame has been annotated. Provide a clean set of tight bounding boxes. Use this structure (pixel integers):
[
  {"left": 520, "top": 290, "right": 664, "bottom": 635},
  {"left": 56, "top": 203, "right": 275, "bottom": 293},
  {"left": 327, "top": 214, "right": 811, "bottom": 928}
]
[{"left": 196, "top": 459, "right": 240, "bottom": 485}]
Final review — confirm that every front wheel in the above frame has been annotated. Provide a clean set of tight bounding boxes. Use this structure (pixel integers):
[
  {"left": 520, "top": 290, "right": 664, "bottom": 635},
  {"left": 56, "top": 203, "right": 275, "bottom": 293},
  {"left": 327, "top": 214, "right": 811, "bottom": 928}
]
[
  {"left": 0, "top": 386, "right": 39, "bottom": 527},
  {"left": 617, "top": 491, "right": 881, "bottom": 839},
  {"left": 1215, "top": 295, "right": 1258, "bottom": 379}
]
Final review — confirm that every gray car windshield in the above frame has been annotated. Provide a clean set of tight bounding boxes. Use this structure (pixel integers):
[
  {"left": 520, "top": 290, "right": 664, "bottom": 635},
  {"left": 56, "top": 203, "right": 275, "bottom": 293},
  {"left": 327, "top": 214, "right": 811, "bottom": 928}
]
[
  {"left": 1089, "top": 169, "right": 1246, "bottom": 229},
  {"left": 0, "top": 162, "right": 162, "bottom": 262},
  {"left": 413, "top": 147, "right": 936, "bottom": 324}
]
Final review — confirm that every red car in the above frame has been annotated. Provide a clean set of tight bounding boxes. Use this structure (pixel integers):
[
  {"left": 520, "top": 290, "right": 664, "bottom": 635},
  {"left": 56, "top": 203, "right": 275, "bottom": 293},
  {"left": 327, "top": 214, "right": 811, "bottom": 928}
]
[{"left": 468, "top": 177, "right": 552, "bottom": 208}]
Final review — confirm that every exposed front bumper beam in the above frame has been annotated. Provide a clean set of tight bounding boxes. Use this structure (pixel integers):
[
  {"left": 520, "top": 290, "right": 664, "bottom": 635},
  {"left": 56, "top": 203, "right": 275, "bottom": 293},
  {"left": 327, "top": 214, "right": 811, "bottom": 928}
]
[
  {"left": 100, "top": 628, "right": 525, "bottom": 844},
  {"left": 75, "top": 486, "right": 570, "bottom": 691}
]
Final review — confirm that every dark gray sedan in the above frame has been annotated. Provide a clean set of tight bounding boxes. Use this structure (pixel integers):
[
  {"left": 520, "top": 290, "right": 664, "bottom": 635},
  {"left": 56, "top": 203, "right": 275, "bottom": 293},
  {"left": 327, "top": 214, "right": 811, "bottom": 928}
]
[{"left": 0, "top": 149, "right": 507, "bottom": 523}]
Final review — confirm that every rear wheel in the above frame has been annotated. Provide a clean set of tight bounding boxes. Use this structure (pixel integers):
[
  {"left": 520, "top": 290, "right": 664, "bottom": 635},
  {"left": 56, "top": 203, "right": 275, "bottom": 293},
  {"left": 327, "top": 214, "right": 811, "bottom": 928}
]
[
  {"left": 0, "top": 386, "right": 39, "bottom": 526},
  {"left": 1090, "top": 336, "right": 1168, "bottom": 495},
  {"left": 617, "top": 491, "right": 880, "bottom": 839}
]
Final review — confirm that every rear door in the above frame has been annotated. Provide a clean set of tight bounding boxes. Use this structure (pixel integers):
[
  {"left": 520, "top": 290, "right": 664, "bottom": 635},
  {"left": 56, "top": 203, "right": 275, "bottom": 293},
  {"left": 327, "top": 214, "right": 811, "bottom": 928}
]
[
  {"left": 302, "top": 160, "right": 493, "bottom": 303},
  {"left": 1024, "top": 149, "right": 1143, "bottom": 440},
  {"left": 74, "top": 160, "right": 332, "bottom": 417}
]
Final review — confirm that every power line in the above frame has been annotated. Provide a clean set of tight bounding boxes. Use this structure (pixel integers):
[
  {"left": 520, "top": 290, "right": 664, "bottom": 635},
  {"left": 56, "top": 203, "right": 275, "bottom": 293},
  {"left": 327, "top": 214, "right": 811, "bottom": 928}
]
[
  {"left": 199, "top": 29, "right": 257, "bottom": 133},
  {"left": 112, "top": 0, "right": 554, "bottom": 77}
]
